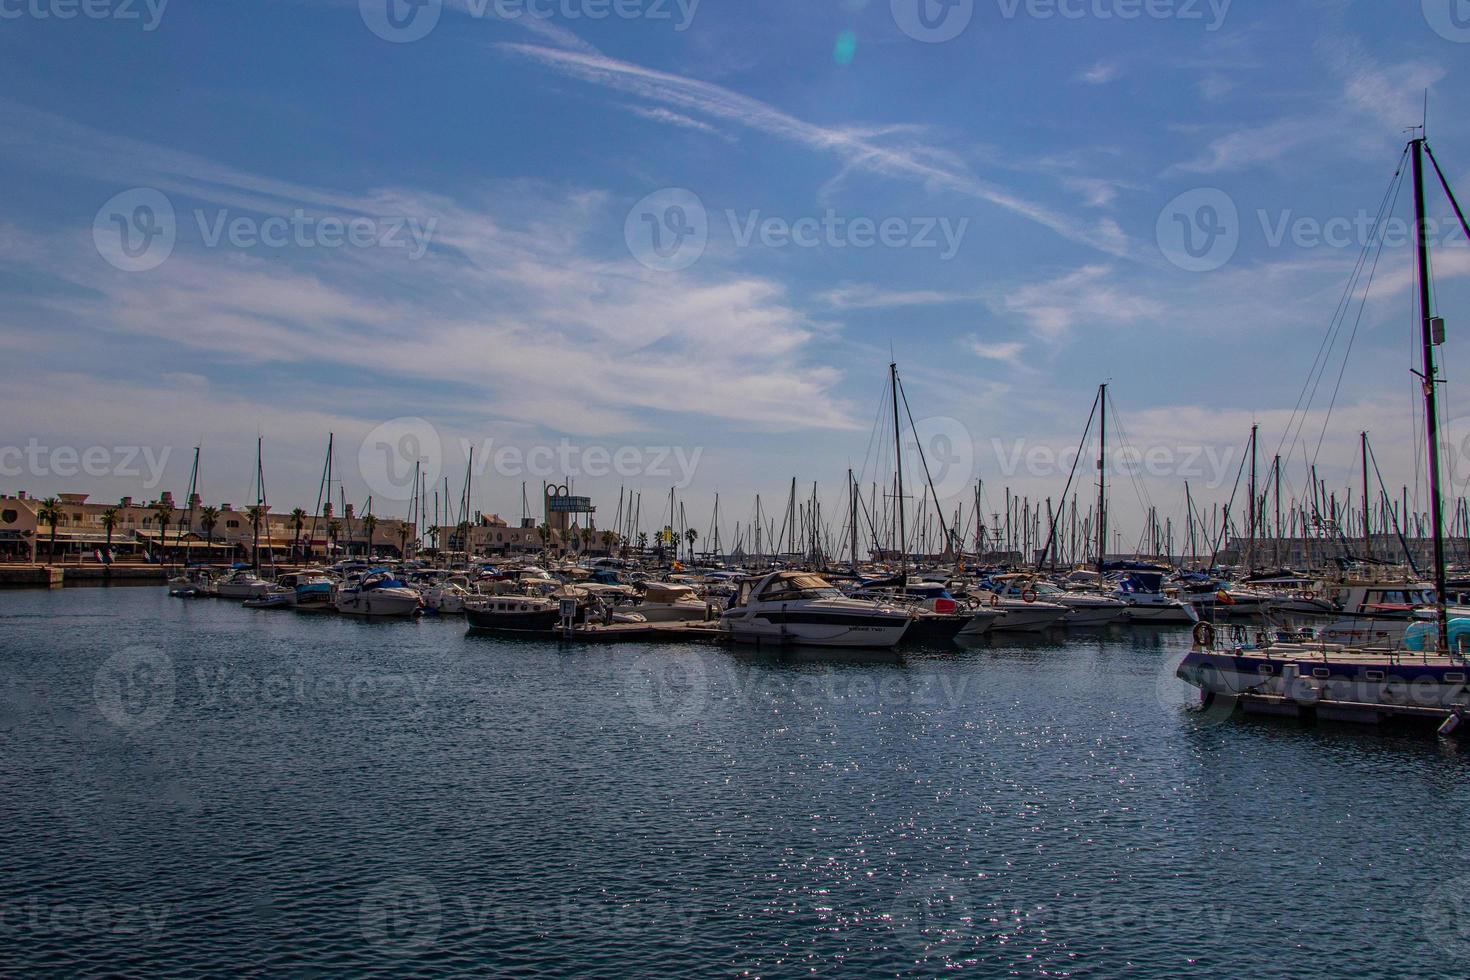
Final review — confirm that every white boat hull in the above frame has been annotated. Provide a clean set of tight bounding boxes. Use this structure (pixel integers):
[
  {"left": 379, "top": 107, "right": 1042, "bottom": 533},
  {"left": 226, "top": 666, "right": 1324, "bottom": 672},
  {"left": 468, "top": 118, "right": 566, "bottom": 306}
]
[
  {"left": 335, "top": 588, "right": 421, "bottom": 618},
  {"left": 991, "top": 603, "right": 1068, "bottom": 633},
  {"left": 1122, "top": 600, "right": 1198, "bottom": 624},
  {"left": 216, "top": 581, "right": 271, "bottom": 599}
]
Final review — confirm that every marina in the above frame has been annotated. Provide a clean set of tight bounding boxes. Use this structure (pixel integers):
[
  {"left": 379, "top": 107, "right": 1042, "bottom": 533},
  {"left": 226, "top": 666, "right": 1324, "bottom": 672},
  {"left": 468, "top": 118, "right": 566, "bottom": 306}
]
[
  {"left": 5, "top": 584, "right": 1470, "bottom": 975},
  {"left": 6, "top": 2, "right": 1470, "bottom": 975}
]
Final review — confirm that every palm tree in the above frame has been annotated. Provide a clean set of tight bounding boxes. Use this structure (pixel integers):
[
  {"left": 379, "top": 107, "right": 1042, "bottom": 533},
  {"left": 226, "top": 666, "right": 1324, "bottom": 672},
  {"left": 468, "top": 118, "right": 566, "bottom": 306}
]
[
  {"left": 361, "top": 513, "right": 379, "bottom": 558},
  {"left": 637, "top": 531, "right": 648, "bottom": 553},
  {"left": 245, "top": 505, "right": 266, "bottom": 570},
  {"left": 152, "top": 499, "right": 174, "bottom": 564},
  {"left": 100, "top": 507, "right": 119, "bottom": 563},
  {"left": 601, "top": 530, "right": 615, "bottom": 554},
  {"left": 327, "top": 519, "right": 342, "bottom": 555},
  {"left": 536, "top": 523, "right": 551, "bottom": 554},
  {"left": 398, "top": 521, "right": 412, "bottom": 558},
  {"left": 289, "top": 507, "right": 307, "bottom": 560},
  {"left": 685, "top": 527, "right": 699, "bottom": 561},
  {"left": 199, "top": 506, "right": 220, "bottom": 559},
  {"left": 37, "top": 497, "right": 61, "bottom": 565}
]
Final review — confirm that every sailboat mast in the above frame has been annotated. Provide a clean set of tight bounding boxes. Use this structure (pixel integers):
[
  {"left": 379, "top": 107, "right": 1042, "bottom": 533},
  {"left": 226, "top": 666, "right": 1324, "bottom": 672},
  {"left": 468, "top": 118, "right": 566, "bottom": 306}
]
[
  {"left": 891, "top": 362, "right": 906, "bottom": 572},
  {"left": 1096, "top": 383, "right": 1107, "bottom": 576},
  {"left": 253, "top": 436, "right": 263, "bottom": 573},
  {"left": 1248, "top": 424, "right": 1258, "bottom": 569},
  {"left": 1361, "top": 432, "right": 1372, "bottom": 561},
  {"left": 1273, "top": 454, "right": 1282, "bottom": 568},
  {"left": 1412, "top": 137, "right": 1450, "bottom": 648}
]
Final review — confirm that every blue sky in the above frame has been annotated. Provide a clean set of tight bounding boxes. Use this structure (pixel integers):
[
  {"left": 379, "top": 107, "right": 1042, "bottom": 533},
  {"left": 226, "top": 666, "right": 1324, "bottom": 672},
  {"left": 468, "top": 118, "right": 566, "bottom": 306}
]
[{"left": 2, "top": 0, "right": 1468, "bottom": 550}]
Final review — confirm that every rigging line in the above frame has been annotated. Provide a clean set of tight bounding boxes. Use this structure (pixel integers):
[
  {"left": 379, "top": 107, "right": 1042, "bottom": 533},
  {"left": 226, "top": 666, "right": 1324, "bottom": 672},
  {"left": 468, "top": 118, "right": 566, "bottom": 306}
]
[
  {"left": 1275, "top": 148, "right": 1410, "bottom": 461},
  {"left": 1309, "top": 163, "right": 1405, "bottom": 468},
  {"left": 1206, "top": 433, "right": 1252, "bottom": 567},
  {"left": 1367, "top": 437, "right": 1422, "bottom": 575},
  {"left": 1102, "top": 393, "right": 1155, "bottom": 520},
  {"left": 896, "top": 375, "right": 955, "bottom": 552},
  {"left": 1424, "top": 142, "right": 1470, "bottom": 244},
  {"left": 1294, "top": 165, "right": 1405, "bottom": 464},
  {"left": 856, "top": 375, "right": 892, "bottom": 492},
  {"left": 1035, "top": 387, "right": 1100, "bottom": 569},
  {"left": 1276, "top": 151, "right": 1408, "bottom": 462}
]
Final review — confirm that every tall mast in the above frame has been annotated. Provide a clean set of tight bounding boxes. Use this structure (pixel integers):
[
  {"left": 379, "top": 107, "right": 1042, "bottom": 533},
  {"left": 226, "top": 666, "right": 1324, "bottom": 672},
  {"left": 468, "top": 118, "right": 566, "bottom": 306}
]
[
  {"left": 253, "top": 436, "right": 263, "bottom": 573},
  {"left": 1096, "top": 383, "right": 1107, "bottom": 576},
  {"left": 1273, "top": 454, "right": 1282, "bottom": 568},
  {"left": 183, "top": 445, "right": 199, "bottom": 568},
  {"left": 891, "top": 362, "right": 906, "bottom": 573},
  {"left": 1247, "top": 424, "right": 1258, "bottom": 570},
  {"left": 1412, "top": 137, "right": 1450, "bottom": 649},
  {"left": 1361, "top": 432, "right": 1372, "bottom": 561}
]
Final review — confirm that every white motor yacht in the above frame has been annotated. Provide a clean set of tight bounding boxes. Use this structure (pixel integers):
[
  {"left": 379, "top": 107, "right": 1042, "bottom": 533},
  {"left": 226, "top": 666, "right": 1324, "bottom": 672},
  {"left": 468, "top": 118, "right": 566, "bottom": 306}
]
[
  {"left": 1112, "top": 570, "right": 1199, "bottom": 624},
  {"left": 335, "top": 570, "right": 422, "bottom": 618},
  {"left": 720, "top": 571, "right": 912, "bottom": 648},
  {"left": 214, "top": 569, "right": 272, "bottom": 599},
  {"left": 988, "top": 574, "right": 1127, "bottom": 627},
  {"left": 637, "top": 582, "right": 715, "bottom": 623}
]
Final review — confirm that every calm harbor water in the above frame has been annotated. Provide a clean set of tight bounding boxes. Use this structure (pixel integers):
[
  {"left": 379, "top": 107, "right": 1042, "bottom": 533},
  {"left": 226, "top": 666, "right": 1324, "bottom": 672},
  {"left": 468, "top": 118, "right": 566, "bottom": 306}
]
[{"left": 3, "top": 586, "right": 1469, "bottom": 976}]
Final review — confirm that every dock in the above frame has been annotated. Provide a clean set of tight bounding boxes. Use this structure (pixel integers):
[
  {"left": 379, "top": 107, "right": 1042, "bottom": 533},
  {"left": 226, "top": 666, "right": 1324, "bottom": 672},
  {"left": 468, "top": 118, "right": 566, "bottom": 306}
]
[
  {"left": 0, "top": 565, "right": 63, "bottom": 588},
  {"left": 0, "top": 564, "right": 169, "bottom": 588}
]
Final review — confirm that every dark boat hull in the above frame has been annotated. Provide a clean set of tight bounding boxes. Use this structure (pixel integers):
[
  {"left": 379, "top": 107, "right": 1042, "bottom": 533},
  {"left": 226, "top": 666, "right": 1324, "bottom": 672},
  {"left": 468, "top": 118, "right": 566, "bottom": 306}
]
[
  {"left": 466, "top": 607, "right": 562, "bottom": 632},
  {"left": 900, "top": 613, "right": 969, "bottom": 645}
]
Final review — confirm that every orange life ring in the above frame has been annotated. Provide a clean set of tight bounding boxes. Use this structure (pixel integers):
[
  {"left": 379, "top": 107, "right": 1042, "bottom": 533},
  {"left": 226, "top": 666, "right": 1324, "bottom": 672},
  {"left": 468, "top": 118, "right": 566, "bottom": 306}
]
[
  {"left": 988, "top": 593, "right": 1000, "bottom": 608},
  {"left": 1022, "top": 587, "right": 1038, "bottom": 604}
]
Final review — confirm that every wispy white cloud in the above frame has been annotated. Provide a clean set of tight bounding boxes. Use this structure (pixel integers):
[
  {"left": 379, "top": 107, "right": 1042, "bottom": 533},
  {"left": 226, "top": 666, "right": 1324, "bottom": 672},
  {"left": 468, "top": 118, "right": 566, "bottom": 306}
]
[
  {"left": 1319, "top": 37, "right": 1444, "bottom": 130},
  {"left": 967, "top": 338, "right": 1025, "bottom": 365},
  {"left": 819, "top": 284, "right": 981, "bottom": 310},
  {"left": 0, "top": 101, "right": 860, "bottom": 438},
  {"left": 497, "top": 43, "right": 1139, "bottom": 260},
  {"left": 624, "top": 104, "right": 728, "bottom": 138},
  {"left": 1166, "top": 41, "right": 1447, "bottom": 176},
  {"left": 997, "top": 265, "right": 1164, "bottom": 343},
  {"left": 1078, "top": 61, "right": 1119, "bottom": 85}
]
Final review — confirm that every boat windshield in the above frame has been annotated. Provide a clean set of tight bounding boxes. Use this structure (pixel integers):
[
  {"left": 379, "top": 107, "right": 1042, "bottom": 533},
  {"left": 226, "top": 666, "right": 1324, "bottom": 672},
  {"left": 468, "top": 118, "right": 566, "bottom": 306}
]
[{"left": 758, "top": 574, "right": 844, "bottom": 600}]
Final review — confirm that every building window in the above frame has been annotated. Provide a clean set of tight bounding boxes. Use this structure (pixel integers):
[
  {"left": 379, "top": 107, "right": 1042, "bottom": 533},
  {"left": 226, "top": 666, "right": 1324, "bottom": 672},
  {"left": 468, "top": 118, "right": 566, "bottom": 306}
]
[{"left": 227, "top": 520, "right": 239, "bottom": 529}]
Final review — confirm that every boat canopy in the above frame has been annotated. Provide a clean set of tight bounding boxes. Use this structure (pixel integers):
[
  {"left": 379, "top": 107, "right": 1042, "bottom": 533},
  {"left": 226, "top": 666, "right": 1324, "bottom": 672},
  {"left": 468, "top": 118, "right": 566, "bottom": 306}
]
[{"left": 644, "top": 582, "right": 699, "bottom": 603}]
